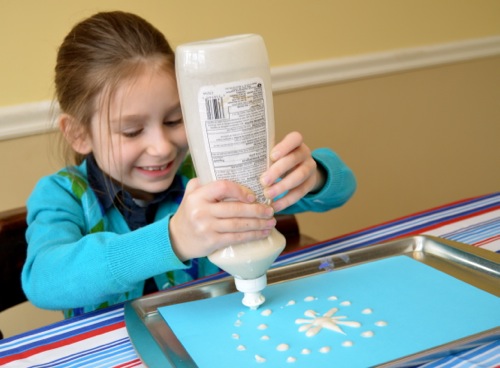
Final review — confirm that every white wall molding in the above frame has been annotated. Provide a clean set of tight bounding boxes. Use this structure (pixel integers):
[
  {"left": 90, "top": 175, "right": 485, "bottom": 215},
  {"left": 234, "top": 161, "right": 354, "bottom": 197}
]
[
  {"left": 0, "top": 101, "right": 58, "bottom": 141},
  {"left": 1, "top": 35, "right": 499, "bottom": 141},
  {"left": 271, "top": 35, "right": 500, "bottom": 92}
]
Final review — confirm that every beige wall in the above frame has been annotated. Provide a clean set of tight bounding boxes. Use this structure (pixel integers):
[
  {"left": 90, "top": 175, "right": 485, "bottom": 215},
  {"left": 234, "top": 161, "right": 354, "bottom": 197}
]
[
  {"left": 1, "top": 0, "right": 500, "bottom": 106},
  {"left": 1, "top": 1, "right": 499, "bottom": 239},
  {"left": 275, "top": 56, "right": 500, "bottom": 239}
]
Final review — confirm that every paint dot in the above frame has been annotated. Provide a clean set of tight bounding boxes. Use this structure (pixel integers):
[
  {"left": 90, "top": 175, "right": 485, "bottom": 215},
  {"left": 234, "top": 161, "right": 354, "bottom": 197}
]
[
  {"left": 258, "top": 324, "right": 268, "bottom": 330},
  {"left": 375, "top": 320, "right": 388, "bottom": 327},
  {"left": 261, "top": 309, "right": 272, "bottom": 317},
  {"left": 361, "top": 331, "right": 374, "bottom": 338},
  {"left": 255, "top": 354, "right": 266, "bottom": 363},
  {"left": 304, "top": 310, "right": 317, "bottom": 318},
  {"left": 362, "top": 308, "right": 373, "bottom": 314},
  {"left": 232, "top": 333, "right": 239, "bottom": 339},
  {"left": 234, "top": 320, "right": 242, "bottom": 327},
  {"left": 237, "top": 345, "right": 246, "bottom": 351},
  {"left": 277, "top": 343, "right": 289, "bottom": 351},
  {"left": 286, "top": 300, "right": 296, "bottom": 306},
  {"left": 319, "top": 346, "right": 331, "bottom": 353},
  {"left": 286, "top": 356, "right": 297, "bottom": 363},
  {"left": 340, "top": 301, "right": 351, "bottom": 306},
  {"left": 342, "top": 340, "right": 354, "bottom": 347},
  {"left": 260, "top": 335, "right": 270, "bottom": 340},
  {"left": 301, "top": 348, "right": 311, "bottom": 355},
  {"left": 304, "top": 296, "right": 315, "bottom": 302},
  {"left": 328, "top": 295, "right": 338, "bottom": 301}
]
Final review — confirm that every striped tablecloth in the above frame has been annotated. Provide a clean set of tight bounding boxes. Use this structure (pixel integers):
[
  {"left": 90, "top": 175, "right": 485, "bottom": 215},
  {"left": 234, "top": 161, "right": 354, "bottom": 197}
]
[{"left": 1, "top": 192, "right": 499, "bottom": 368}]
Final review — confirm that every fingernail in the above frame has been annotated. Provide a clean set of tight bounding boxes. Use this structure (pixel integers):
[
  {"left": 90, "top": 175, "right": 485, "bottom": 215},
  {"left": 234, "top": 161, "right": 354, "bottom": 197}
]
[
  {"left": 266, "top": 218, "right": 277, "bottom": 228},
  {"left": 261, "top": 174, "right": 270, "bottom": 186},
  {"left": 264, "top": 206, "right": 274, "bottom": 218},
  {"left": 264, "top": 188, "right": 274, "bottom": 199},
  {"left": 270, "top": 150, "right": 279, "bottom": 161}
]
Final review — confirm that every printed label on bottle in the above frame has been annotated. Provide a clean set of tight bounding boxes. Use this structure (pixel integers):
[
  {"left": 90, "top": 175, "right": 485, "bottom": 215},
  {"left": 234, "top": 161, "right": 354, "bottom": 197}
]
[{"left": 198, "top": 78, "right": 269, "bottom": 203}]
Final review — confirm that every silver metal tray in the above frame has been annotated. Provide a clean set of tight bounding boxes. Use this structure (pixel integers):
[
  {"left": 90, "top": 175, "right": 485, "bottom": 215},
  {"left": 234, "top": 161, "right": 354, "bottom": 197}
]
[{"left": 125, "top": 235, "right": 500, "bottom": 367}]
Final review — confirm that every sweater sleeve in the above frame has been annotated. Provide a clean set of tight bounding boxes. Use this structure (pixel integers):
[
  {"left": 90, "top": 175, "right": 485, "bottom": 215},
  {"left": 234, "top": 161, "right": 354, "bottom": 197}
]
[
  {"left": 22, "top": 175, "right": 188, "bottom": 310},
  {"left": 278, "top": 147, "right": 357, "bottom": 214}
]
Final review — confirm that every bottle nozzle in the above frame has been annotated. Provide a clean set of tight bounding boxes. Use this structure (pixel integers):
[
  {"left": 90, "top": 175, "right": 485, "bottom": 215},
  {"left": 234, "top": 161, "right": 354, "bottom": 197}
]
[
  {"left": 234, "top": 274, "right": 267, "bottom": 309},
  {"left": 242, "top": 291, "right": 265, "bottom": 310}
]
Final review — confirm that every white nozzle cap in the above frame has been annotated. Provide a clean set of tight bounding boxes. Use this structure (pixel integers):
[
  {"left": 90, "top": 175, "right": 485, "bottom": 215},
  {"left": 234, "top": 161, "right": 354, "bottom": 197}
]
[{"left": 234, "top": 275, "right": 267, "bottom": 309}]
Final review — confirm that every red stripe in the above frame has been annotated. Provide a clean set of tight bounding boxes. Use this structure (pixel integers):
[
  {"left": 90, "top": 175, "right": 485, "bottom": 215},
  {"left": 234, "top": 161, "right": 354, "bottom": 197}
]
[
  {"left": 113, "top": 358, "right": 144, "bottom": 367},
  {"left": 0, "top": 321, "right": 125, "bottom": 365},
  {"left": 473, "top": 234, "right": 500, "bottom": 247}
]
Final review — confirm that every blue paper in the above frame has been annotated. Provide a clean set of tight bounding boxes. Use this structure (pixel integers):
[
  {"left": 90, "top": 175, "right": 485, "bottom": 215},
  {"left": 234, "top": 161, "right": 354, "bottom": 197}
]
[{"left": 159, "top": 256, "right": 500, "bottom": 367}]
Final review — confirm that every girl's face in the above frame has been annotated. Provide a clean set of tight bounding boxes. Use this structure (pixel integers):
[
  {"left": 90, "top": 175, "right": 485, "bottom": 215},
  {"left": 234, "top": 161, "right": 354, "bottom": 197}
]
[{"left": 89, "top": 66, "right": 188, "bottom": 200}]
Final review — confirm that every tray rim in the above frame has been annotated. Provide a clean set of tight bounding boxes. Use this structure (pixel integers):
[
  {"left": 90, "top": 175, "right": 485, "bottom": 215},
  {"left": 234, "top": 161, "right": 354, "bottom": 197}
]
[{"left": 125, "top": 235, "right": 500, "bottom": 367}]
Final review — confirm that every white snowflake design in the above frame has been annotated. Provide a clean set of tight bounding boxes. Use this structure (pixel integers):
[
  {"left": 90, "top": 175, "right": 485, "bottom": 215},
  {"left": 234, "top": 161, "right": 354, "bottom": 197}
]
[{"left": 295, "top": 307, "right": 361, "bottom": 337}]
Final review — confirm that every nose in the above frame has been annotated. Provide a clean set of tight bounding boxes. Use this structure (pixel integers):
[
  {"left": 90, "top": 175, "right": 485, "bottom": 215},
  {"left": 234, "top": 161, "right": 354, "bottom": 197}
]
[{"left": 146, "top": 125, "right": 174, "bottom": 157}]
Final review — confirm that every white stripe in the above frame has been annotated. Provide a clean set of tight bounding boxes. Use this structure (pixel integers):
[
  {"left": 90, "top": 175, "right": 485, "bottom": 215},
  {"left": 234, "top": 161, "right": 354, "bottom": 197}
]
[
  {"left": 2, "top": 328, "right": 131, "bottom": 368},
  {"left": 0, "top": 307, "right": 124, "bottom": 352}
]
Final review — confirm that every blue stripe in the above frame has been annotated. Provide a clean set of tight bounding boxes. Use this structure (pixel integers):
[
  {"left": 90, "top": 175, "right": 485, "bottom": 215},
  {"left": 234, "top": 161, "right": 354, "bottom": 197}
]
[
  {"left": 0, "top": 312, "right": 124, "bottom": 358},
  {"left": 444, "top": 218, "right": 500, "bottom": 244},
  {"left": 28, "top": 337, "right": 131, "bottom": 368},
  {"left": 442, "top": 217, "right": 499, "bottom": 238},
  {"left": 420, "top": 340, "right": 500, "bottom": 367},
  {"left": 50, "top": 339, "right": 133, "bottom": 368},
  {"left": 0, "top": 304, "right": 125, "bottom": 353}
]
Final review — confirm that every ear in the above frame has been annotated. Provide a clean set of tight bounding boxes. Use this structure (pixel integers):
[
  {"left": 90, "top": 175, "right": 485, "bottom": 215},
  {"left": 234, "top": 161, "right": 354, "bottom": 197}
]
[{"left": 59, "top": 113, "right": 93, "bottom": 155}]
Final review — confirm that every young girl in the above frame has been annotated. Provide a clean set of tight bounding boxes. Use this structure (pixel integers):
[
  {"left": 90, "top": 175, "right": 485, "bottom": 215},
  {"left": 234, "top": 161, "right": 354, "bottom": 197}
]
[{"left": 22, "top": 11, "right": 356, "bottom": 318}]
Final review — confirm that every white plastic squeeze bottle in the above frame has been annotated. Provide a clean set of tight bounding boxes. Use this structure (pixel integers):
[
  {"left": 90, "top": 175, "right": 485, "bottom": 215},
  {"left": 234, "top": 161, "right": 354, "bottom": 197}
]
[{"left": 175, "top": 34, "right": 286, "bottom": 309}]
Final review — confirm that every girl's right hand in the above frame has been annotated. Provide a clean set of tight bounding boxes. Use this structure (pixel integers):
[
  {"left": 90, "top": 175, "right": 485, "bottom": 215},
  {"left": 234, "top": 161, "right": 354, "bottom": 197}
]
[{"left": 169, "top": 178, "right": 276, "bottom": 261}]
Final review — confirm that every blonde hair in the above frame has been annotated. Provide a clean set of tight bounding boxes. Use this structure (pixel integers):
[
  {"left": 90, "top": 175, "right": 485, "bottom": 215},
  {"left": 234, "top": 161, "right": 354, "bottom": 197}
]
[{"left": 55, "top": 11, "right": 175, "bottom": 165}]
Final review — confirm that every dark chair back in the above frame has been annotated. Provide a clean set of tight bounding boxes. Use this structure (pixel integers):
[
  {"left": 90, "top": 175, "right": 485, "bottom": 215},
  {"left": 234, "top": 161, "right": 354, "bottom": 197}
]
[{"left": 0, "top": 207, "right": 28, "bottom": 313}]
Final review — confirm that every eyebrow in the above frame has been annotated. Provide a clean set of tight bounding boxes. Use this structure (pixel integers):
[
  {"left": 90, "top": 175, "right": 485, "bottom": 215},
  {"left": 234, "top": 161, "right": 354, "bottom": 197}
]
[
  {"left": 109, "top": 105, "right": 183, "bottom": 125},
  {"left": 110, "top": 114, "right": 146, "bottom": 125}
]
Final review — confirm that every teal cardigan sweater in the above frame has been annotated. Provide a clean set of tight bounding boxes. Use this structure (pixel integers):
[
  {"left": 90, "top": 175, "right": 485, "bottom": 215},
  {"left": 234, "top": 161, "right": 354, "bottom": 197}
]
[{"left": 22, "top": 148, "right": 356, "bottom": 317}]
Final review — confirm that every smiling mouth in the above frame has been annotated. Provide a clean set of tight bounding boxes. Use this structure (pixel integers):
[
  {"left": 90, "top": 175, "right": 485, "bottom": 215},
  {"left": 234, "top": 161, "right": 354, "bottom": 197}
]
[{"left": 140, "top": 164, "right": 169, "bottom": 171}]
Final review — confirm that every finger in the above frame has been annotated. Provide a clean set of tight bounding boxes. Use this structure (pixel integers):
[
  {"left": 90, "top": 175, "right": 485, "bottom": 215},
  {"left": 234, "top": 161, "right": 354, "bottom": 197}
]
[
  {"left": 261, "top": 151, "right": 300, "bottom": 187},
  {"left": 271, "top": 187, "right": 306, "bottom": 212},
  {"left": 271, "top": 174, "right": 317, "bottom": 212},
  {"left": 211, "top": 202, "right": 274, "bottom": 219},
  {"left": 264, "top": 159, "right": 316, "bottom": 199},
  {"left": 184, "top": 177, "right": 202, "bottom": 194},
  {"left": 211, "top": 217, "right": 277, "bottom": 234},
  {"left": 204, "top": 180, "right": 256, "bottom": 203},
  {"left": 262, "top": 144, "right": 312, "bottom": 187},
  {"left": 270, "top": 131, "right": 303, "bottom": 162},
  {"left": 212, "top": 228, "right": 274, "bottom": 247}
]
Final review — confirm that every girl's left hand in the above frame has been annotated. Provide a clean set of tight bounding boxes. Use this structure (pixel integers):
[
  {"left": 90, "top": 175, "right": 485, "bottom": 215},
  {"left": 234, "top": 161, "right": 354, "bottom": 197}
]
[{"left": 260, "top": 131, "right": 325, "bottom": 212}]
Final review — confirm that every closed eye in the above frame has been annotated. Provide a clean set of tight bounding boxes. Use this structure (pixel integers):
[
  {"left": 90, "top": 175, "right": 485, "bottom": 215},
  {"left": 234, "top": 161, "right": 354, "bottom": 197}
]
[
  {"left": 164, "top": 118, "right": 183, "bottom": 128},
  {"left": 122, "top": 129, "right": 143, "bottom": 138}
]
